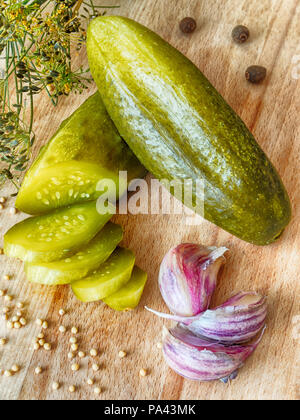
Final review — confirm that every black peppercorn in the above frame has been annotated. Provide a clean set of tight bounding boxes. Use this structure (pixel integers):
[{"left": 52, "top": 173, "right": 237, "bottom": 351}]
[
  {"left": 245, "top": 65, "right": 267, "bottom": 84},
  {"left": 179, "top": 17, "right": 197, "bottom": 34},
  {"left": 232, "top": 25, "right": 250, "bottom": 43}
]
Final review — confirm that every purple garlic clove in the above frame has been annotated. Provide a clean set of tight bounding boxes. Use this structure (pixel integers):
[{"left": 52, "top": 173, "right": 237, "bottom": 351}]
[
  {"left": 147, "top": 291, "right": 267, "bottom": 345},
  {"left": 158, "top": 244, "right": 228, "bottom": 317},
  {"left": 186, "top": 292, "right": 268, "bottom": 344},
  {"left": 163, "top": 324, "right": 265, "bottom": 382}
]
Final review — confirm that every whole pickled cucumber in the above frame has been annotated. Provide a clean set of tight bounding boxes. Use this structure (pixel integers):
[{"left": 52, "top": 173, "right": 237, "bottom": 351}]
[
  {"left": 16, "top": 92, "right": 146, "bottom": 215},
  {"left": 87, "top": 16, "right": 291, "bottom": 245}
]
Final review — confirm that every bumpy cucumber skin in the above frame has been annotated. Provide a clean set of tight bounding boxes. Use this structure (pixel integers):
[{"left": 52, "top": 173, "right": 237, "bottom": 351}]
[
  {"left": 87, "top": 16, "right": 291, "bottom": 245},
  {"left": 16, "top": 92, "right": 146, "bottom": 215},
  {"left": 25, "top": 222, "right": 123, "bottom": 285},
  {"left": 103, "top": 266, "right": 147, "bottom": 311}
]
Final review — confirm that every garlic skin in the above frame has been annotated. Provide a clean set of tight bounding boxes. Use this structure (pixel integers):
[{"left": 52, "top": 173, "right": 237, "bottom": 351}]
[
  {"left": 163, "top": 325, "right": 265, "bottom": 382},
  {"left": 158, "top": 244, "right": 228, "bottom": 317},
  {"left": 186, "top": 292, "right": 267, "bottom": 343}
]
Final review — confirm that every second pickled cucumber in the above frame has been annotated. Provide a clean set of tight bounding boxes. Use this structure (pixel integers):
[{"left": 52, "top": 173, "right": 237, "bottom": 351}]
[
  {"left": 103, "top": 266, "right": 147, "bottom": 311},
  {"left": 25, "top": 222, "right": 123, "bottom": 285},
  {"left": 71, "top": 248, "right": 135, "bottom": 302}
]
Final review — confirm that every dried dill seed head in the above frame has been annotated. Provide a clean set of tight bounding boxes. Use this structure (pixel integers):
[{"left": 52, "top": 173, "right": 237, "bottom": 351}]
[
  {"left": 245, "top": 65, "right": 267, "bottom": 83},
  {"left": 232, "top": 25, "right": 250, "bottom": 43},
  {"left": 0, "top": 0, "right": 115, "bottom": 188}
]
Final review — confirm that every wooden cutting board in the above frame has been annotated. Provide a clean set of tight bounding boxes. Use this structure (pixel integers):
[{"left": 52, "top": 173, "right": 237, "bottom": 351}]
[{"left": 0, "top": 0, "right": 299, "bottom": 401}]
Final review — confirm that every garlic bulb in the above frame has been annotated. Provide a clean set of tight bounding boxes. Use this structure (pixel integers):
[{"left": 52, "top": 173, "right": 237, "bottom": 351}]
[
  {"left": 163, "top": 325, "right": 265, "bottom": 382},
  {"left": 158, "top": 244, "right": 228, "bottom": 317}
]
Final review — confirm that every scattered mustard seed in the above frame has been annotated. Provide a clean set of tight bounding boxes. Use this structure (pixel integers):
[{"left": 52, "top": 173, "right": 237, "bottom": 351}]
[
  {"left": 71, "top": 363, "right": 80, "bottom": 372},
  {"left": 69, "top": 385, "right": 76, "bottom": 393},
  {"left": 71, "top": 343, "right": 78, "bottom": 351},
  {"left": 90, "top": 349, "right": 98, "bottom": 357},
  {"left": 139, "top": 369, "right": 148, "bottom": 377},
  {"left": 87, "top": 378, "right": 94, "bottom": 385},
  {"left": 52, "top": 382, "right": 60, "bottom": 391},
  {"left": 42, "top": 321, "right": 48, "bottom": 329},
  {"left": 94, "top": 387, "right": 101, "bottom": 395},
  {"left": 11, "top": 365, "right": 20, "bottom": 373},
  {"left": 3, "top": 275, "right": 10, "bottom": 281},
  {"left": 4, "top": 370, "right": 12, "bottom": 377},
  {"left": 44, "top": 343, "right": 51, "bottom": 351},
  {"left": 69, "top": 337, "right": 77, "bottom": 344},
  {"left": 71, "top": 327, "right": 78, "bottom": 335},
  {"left": 35, "top": 366, "right": 42, "bottom": 375},
  {"left": 92, "top": 364, "right": 99, "bottom": 372},
  {"left": 0, "top": 338, "right": 7, "bottom": 346},
  {"left": 118, "top": 351, "right": 127, "bottom": 359},
  {"left": 9, "top": 207, "right": 17, "bottom": 215},
  {"left": 59, "top": 325, "right": 66, "bottom": 333},
  {"left": 58, "top": 309, "right": 65, "bottom": 316},
  {"left": 78, "top": 351, "right": 85, "bottom": 358}
]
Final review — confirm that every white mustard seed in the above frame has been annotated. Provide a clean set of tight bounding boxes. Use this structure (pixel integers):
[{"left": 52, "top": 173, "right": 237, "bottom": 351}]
[
  {"left": 0, "top": 338, "right": 7, "bottom": 346},
  {"left": 92, "top": 364, "right": 99, "bottom": 372},
  {"left": 59, "top": 325, "right": 66, "bottom": 333},
  {"left": 118, "top": 351, "right": 127, "bottom": 359},
  {"left": 58, "top": 309, "right": 65, "bottom": 316},
  {"left": 69, "top": 337, "right": 77, "bottom": 344},
  {"left": 9, "top": 207, "right": 17, "bottom": 215},
  {"left": 14, "top": 322, "right": 22, "bottom": 329},
  {"left": 4, "top": 370, "right": 12, "bottom": 377},
  {"left": 87, "top": 378, "right": 94, "bottom": 385},
  {"left": 3, "top": 275, "right": 10, "bottom": 281},
  {"left": 69, "top": 385, "right": 76, "bottom": 393},
  {"left": 139, "top": 369, "right": 148, "bottom": 377},
  {"left": 94, "top": 387, "right": 101, "bottom": 395},
  {"left": 44, "top": 343, "right": 51, "bottom": 351},
  {"left": 0, "top": 289, "right": 6, "bottom": 297},
  {"left": 78, "top": 351, "right": 85, "bottom": 358},
  {"left": 68, "top": 352, "right": 75, "bottom": 360},
  {"left": 11, "top": 365, "right": 20, "bottom": 373},
  {"left": 52, "top": 382, "right": 60, "bottom": 391},
  {"left": 71, "top": 327, "right": 78, "bottom": 335},
  {"left": 36, "top": 318, "right": 43, "bottom": 326},
  {"left": 35, "top": 367, "right": 42, "bottom": 375},
  {"left": 90, "top": 349, "right": 98, "bottom": 357},
  {"left": 71, "top": 363, "right": 80, "bottom": 372},
  {"left": 71, "top": 343, "right": 78, "bottom": 352},
  {"left": 42, "top": 321, "right": 48, "bottom": 329}
]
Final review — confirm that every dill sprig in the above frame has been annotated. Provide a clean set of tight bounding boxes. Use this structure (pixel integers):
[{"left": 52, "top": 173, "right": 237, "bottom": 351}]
[{"left": 0, "top": 0, "right": 118, "bottom": 189}]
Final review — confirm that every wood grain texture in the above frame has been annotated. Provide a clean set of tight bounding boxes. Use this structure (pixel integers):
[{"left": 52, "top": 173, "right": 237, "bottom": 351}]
[{"left": 0, "top": 0, "right": 299, "bottom": 400}]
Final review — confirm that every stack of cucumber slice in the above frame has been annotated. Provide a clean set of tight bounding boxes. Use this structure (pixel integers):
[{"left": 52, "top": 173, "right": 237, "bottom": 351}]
[{"left": 3, "top": 93, "right": 147, "bottom": 311}]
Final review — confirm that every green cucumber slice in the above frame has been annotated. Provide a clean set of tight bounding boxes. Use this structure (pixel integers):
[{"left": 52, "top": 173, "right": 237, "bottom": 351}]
[
  {"left": 4, "top": 201, "right": 111, "bottom": 263},
  {"left": 103, "top": 266, "right": 147, "bottom": 311},
  {"left": 16, "top": 92, "right": 146, "bottom": 215},
  {"left": 71, "top": 248, "right": 135, "bottom": 302},
  {"left": 25, "top": 222, "right": 123, "bottom": 285}
]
